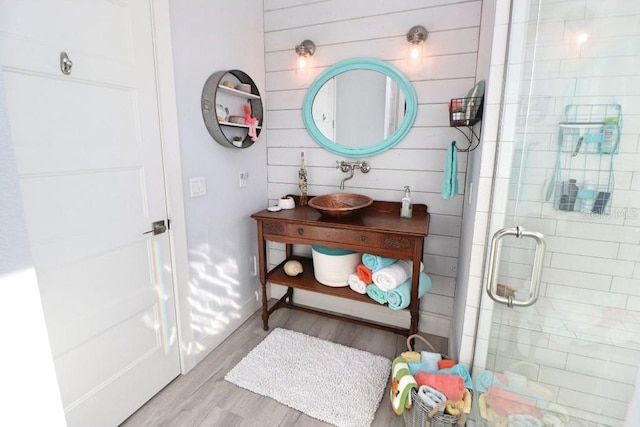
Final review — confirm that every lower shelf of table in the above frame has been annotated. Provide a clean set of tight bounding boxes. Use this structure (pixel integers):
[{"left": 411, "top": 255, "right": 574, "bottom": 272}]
[{"left": 266, "top": 256, "right": 381, "bottom": 305}]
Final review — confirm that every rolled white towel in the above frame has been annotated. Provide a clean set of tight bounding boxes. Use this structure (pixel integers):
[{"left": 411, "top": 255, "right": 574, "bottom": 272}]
[
  {"left": 372, "top": 260, "right": 424, "bottom": 291},
  {"left": 347, "top": 273, "right": 367, "bottom": 294}
]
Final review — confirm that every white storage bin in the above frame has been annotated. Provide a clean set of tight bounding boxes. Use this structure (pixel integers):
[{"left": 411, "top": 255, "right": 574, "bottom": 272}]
[{"left": 311, "top": 246, "right": 361, "bottom": 287}]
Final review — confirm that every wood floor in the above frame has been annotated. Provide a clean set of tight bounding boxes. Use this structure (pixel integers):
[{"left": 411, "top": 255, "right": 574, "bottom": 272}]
[{"left": 120, "top": 304, "right": 448, "bottom": 427}]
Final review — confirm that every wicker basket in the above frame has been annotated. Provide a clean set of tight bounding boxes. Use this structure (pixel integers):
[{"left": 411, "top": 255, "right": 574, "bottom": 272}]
[
  {"left": 402, "top": 334, "right": 466, "bottom": 427},
  {"left": 403, "top": 389, "right": 465, "bottom": 427},
  {"left": 406, "top": 334, "right": 438, "bottom": 353}
]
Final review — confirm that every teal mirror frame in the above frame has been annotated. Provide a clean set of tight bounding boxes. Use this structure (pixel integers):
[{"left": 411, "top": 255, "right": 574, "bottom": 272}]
[{"left": 302, "top": 57, "right": 418, "bottom": 158}]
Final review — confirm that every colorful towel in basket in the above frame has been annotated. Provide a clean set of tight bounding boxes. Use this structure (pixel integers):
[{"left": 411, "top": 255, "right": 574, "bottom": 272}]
[
  {"left": 416, "top": 385, "right": 446, "bottom": 412},
  {"left": 415, "top": 372, "right": 465, "bottom": 401},
  {"left": 437, "top": 364, "right": 473, "bottom": 390},
  {"left": 390, "top": 356, "right": 418, "bottom": 415},
  {"left": 362, "top": 253, "right": 397, "bottom": 272}
]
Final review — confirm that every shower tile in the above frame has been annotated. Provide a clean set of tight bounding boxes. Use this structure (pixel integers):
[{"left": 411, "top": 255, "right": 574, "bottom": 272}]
[{"left": 546, "top": 284, "right": 627, "bottom": 309}]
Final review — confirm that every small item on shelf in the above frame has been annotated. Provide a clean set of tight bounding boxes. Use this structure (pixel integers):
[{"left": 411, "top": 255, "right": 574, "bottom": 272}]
[
  {"left": 578, "top": 180, "right": 596, "bottom": 214},
  {"left": 231, "top": 136, "right": 243, "bottom": 148},
  {"left": 227, "top": 115, "right": 245, "bottom": 125},
  {"left": 215, "top": 104, "right": 228, "bottom": 122},
  {"left": 600, "top": 121, "right": 618, "bottom": 154},
  {"left": 298, "top": 152, "right": 308, "bottom": 206},
  {"left": 283, "top": 259, "right": 303, "bottom": 276},
  {"left": 400, "top": 186, "right": 413, "bottom": 218},
  {"left": 222, "top": 80, "right": 234, "bottom": 88},
  {"left": 592, "top": 191, "right": 611, "bottom": 214},
  {"left": 278, "top": 196, "right": 295, "bottom": 210},
  {"left": 558, "top": 179, "right": 579, "bottom": 211},
  {"left": 244, "top": 104, "right": 259, "bottom": 141},
  {"left": 236, "top": 83, "right": 251, "bottom": 93}
]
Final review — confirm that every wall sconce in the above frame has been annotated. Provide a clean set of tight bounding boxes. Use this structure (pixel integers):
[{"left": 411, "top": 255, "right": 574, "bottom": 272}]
[
  {"left": 406, "top": 25, "right": 428, "bottom": 61},
  {"left": 295, "top": 39, "right": 316, "bottom": 70}
]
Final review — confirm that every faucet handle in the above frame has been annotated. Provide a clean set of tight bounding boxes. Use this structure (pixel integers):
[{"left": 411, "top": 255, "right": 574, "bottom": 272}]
[
  {"left": 337, "top": 160, "right": 351, "bottom": 173},
  {"left": 359, "top": 161, "right": 371, "bottom": 173}
]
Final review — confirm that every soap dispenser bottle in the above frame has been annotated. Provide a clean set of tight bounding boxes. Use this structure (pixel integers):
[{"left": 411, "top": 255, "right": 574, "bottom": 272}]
[{"left": 400, "top": 186, "right": 413, "bottom": 218}]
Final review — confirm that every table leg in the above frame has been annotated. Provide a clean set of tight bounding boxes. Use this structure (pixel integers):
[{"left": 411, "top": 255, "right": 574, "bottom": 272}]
[
  {"left": 257, "top": 222, "right": 269, "bottom": 331},
  {"left": 409, "top": 244, "right": 424, "bottom": 335}
]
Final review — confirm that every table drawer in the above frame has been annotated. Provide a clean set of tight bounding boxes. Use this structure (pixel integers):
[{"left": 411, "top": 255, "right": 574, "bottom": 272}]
[{"left": 291, "top": 225, "right": 381, "bottom": 248}]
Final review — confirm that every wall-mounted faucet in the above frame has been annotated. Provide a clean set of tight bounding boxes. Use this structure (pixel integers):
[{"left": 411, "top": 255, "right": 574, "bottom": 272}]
[{"left": 336, "top": 160, "right": 371, "bottom": 190}]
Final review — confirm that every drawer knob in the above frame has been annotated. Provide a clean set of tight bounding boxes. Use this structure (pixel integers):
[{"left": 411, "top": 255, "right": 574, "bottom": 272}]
[
  {"left": 297, "top": 227, "right": 304, "bottom": 235},
  {"left": 360, "top": 235, "right": 368, "bottom": 242}
]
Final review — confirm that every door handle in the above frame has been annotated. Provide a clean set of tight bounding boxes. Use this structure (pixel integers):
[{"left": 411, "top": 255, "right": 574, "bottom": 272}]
[
  {"left": 143, "top": 220, "right": 167, "bottom": 236},
  {"left": 486, "top": 226, "right": 546, "bottom": 307}
]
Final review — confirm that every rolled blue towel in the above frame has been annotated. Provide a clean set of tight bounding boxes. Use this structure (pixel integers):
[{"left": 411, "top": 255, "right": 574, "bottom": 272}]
[
  {"left": 362, "top": 253, "right": 397, "bottom": 272},
  {"left": 417, "top": 385, "right": 446, "bottom": 412},
  {"left": 438, "top": 364, "right": 473, "bottom": 390},
  {"left": 365, "top": 284, "right": 387, "bottom": 304},
  {"left": 386, "top": 272, "right": 432, "bottom": 310}
]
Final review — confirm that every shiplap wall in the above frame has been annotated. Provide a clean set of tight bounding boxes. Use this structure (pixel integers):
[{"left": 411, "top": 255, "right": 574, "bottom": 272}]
[{"left": 263, "top": 0, "right": 482, "bottom": 336}]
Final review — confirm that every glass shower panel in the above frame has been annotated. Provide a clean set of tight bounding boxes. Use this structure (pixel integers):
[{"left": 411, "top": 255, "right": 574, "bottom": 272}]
[{"left": 475, "top": 1, "right": 640, "bottom": 426}]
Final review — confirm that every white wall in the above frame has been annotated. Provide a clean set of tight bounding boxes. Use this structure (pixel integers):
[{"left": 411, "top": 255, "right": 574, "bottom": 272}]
[
  {"left": 451, "top": 0, "right": 497, "bottom": 363},
  {"left": 167, "top": 0, "right": 267, "bottom": 370},
  {"left": 263, "top": 0, "right": 483, "bottom": 337}
]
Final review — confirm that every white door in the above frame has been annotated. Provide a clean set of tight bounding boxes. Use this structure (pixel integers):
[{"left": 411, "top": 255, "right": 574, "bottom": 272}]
[{"left": 0, "top": 1, "right": 180, "bottom": 426}]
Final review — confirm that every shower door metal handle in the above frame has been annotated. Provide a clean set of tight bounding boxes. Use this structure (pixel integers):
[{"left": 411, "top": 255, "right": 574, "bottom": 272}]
[{"left": 486, "top": 226, "right": 546, "bottom": 307}]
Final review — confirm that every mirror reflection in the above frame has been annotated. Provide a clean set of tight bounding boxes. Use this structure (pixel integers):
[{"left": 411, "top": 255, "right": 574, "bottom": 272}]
[{"left": 311, "top": 70, "right": 406, "bottom": 148}]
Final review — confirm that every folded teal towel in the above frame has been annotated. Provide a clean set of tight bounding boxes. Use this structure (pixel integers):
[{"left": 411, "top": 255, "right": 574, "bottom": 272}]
[
  {"left": 408, "top": 361, "right": 427, "bottom": 376},
  {"left": 438, "top": 364, "right": 473, "bottom": 390},
  {"left": 362, "top": 253, "right": 397, "bottom": 272},
  {"left": 365, "top": 284, "right": 387, "bottom": 304},
  {"left": 441, "top": 141, "right": 458, "bottom": 199},
  {"left": 386, "top": 272, "right": 432, "bottom": 310}
]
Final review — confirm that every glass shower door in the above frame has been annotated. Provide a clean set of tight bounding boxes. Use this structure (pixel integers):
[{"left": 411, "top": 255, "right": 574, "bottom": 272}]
[{"left": 474, "top": 1, "right": 640, "bottom": 426}]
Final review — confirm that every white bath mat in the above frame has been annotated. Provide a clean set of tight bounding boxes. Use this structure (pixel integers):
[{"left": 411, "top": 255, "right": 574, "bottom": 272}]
[{"left": 225, "top": 328, "right": 391, "bottom": 427}]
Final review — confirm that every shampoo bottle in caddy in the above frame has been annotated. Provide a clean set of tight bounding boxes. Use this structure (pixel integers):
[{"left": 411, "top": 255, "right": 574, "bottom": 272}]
[{"left": 400, "top": 186, "right": 413, "bottom": 218}]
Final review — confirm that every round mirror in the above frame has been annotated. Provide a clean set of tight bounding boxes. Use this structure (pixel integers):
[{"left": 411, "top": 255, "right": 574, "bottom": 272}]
[{"left": 302, "top": 58, "right": 417, "bottom": 157}]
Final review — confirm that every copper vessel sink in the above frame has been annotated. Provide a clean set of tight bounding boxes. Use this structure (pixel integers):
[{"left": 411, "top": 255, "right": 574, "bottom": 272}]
[{"left": 308, "top": 193, "right": 373, "bottom": 218}]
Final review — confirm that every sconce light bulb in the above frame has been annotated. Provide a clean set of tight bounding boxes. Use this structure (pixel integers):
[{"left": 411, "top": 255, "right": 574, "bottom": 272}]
[
  {"left": 576, "top": 32, "right": 589, "bottom": 44},
  {"left": 297, "top": 56, "right": 307, "bottom": 69},
  {"left": 409, "top": 44, "right": 421, "bottom": 59}
]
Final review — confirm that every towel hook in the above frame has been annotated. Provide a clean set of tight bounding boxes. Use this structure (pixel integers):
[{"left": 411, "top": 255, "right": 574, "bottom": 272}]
[{"left": 452, "top": 126, "right": 481, "bottom": 152}]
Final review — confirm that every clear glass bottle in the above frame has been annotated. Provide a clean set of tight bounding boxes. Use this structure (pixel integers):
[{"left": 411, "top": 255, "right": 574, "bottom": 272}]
[
  {"left": 400, "top": 186, "right": 413, "bottom": 218},
  {"left": 298, "top": 151, "right": 308, "bottom": 206}
]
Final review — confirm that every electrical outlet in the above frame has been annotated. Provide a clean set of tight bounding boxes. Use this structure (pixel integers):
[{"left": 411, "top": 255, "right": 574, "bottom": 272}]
[
  {"left": 189, "top": 177, "right": 207, "bottom": 197},
  {"left": 250, "top": 255, "right": 258, "bottom": 276},
  {"left": 239, "top": 171, "right": 249, "bottom": 188}
]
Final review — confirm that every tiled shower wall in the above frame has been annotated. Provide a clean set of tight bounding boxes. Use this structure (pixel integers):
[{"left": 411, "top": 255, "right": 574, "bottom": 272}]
[
  {"left": 470, "top": 1, "right": 640, "bottom": 425},
  {"left": 262, "top": 0, "right": 484, "bottom": 336}
]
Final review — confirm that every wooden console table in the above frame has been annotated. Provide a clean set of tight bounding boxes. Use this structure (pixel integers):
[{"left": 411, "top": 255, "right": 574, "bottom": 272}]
[{"left": 251, "top": 200, "right": 430, "bottom": 336}]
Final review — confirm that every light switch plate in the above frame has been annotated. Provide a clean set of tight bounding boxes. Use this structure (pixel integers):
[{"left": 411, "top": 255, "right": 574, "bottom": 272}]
[
  {"left": 189, "top": 177, "right": 207, "bottom": 197},
  {"left": 239, "top": 171, "right": 248, "bottom": 188}
]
